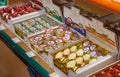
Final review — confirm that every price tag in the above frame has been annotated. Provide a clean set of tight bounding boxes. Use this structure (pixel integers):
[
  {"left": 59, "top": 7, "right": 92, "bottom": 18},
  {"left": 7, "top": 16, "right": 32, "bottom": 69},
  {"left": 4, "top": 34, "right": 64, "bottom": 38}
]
[
  {"left": 12, "top": 37, "right": 21, "bottom": 43},
  {"left": 49, "top": 72, "right": 60, "bottom": 77},
  {"left": 26, "top": 51, "right": 36, "bottom": 58},
  {"left": 0, "top": 24, "right": 6, "bottom": 30}
]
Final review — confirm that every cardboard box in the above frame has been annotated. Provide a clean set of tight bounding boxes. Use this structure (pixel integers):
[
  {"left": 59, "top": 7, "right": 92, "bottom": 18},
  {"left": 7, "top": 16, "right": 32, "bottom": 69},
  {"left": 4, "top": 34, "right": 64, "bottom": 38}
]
[{"left": 8, "top": 0, "right": 30, "bottom": 6}]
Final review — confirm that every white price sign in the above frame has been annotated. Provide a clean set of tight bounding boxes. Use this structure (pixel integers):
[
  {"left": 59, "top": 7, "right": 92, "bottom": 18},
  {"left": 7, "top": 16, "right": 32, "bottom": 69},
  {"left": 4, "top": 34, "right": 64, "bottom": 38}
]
[
  {"left": 26, "top": 51, "right": 36, "bottom": 58},
  {"left": 12, "top": 37, "right": 21, "bottom": 43},
  {"left": 49, "top": 72, "right": 60, "bottom": 77}
]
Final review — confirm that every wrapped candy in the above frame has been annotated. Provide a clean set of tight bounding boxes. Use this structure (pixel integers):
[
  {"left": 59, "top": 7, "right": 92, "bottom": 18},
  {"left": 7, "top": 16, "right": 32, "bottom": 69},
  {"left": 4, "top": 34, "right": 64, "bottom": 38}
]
[
  {"left": 55, "top": 27, "right": 64, "bottom": 38},
  {"left": 55, "top": 39, "right": 64, "bottom": 48},
  {"left": 0, "top": 2, "right": 40, "bottom": 22},
  {"left": 90, "top": 61, "right": 120, "bottom": 77},
  {"left": 90, "top": 51, "right": 97, "bottom": 57},
  {"left": 84, "top": 47, "right": 90, "bottom": 53},
  {"left": 44, "top": 33, "right": 52, "bottom": 41},
  {"left": 53, "top": 39, "right": 111, "bottom": 74}
]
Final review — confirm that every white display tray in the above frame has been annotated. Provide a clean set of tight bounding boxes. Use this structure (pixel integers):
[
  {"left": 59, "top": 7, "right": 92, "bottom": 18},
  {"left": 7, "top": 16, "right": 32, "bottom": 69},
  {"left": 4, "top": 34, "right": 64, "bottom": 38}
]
[
  {"left": 87, "top": 60, "right": 120, "bottom": 77},
  {"left": 41, "top": 31, "right": 118, "bottom": 77},
  {"left": 8, "top": 9, "right": 45, "bottom": 32}
]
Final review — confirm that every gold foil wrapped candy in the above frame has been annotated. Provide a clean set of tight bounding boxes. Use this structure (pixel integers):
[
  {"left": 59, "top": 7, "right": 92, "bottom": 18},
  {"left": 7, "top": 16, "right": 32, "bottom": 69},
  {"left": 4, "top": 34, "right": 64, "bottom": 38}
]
[
  {"left": 55, "top": 52, "right": 63, "bottom": 59},
  {"left": 90, "top": 45, "right": 97, "bottom": 50},
  {"left": 89, "top": 58, "right": 97, "bottom": 64},
  {"left": 83, "top": 41, "right": 90, "bottom": 47},
  {"left": 76, "top": 49, "right": 84, "bottom": 56},
  {"left": 68, "top": 53, "right": 76, "bottom": 60},
  {"left": 70, "top": 46, "right": 77, "bottom": 52},
  {"left": 66, "top": 60, "right": 76, "bottom": 68},
  {"left": 63, "top": 48, "right": 70, "bottom": 56},
  {"left": 76, "top": 57, "right": 83, "bottom": 65},
  {"left": 83, "top": 54, "right": 91, "bottom": 61},
  {"left": 52, "top": 38, "right": 111, "bottom": 74}
]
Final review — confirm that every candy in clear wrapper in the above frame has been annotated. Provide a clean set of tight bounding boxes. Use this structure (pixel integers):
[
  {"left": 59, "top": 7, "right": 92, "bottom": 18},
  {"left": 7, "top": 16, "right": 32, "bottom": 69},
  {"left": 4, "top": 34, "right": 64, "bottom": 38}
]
[
  {"left": 90, "top": 45, "right": 97, "bottom": 50},
  {"left": 84, "top": 47, "right": 90, "bottom": 53},
  {"left": 76, "top": 57, "right": 83, "bottom": 65},
  {"left": 63, "top": 48, "right": 70, "bottom": 56},
  {"left": 22, "top": 29, "right": 30, "bottom": 37},
  {"left": 55, "top": 39, "right": 64, "bottom": 47},
  {"left": 83, "top": 41, "right": 90, "bottom": 47},
  {"left": 28, "top": 27, "right": 37, "bottom": 32},
  {"left": 56, "top": 28, "right": 64, "bottom": 37},
  {"left": 55, "top": 52, "right": 63, "bottom": 59},
  {"left": 44, "top": 45, "right": 54, "bottom": 52},
  {"left": 90, "top": 51, "right": 97, "bottom": 57},
  {"left": 28, "top": 19, "right": 36, "bottom": 25},
  {"left": 70, "top": 46, "right": 77, "bottom": 52},
  {"left": 44, "top": 33, "right": 52, "bottom": 41},
  {"left": 66, "top": 60, "right": 76, "bottom": 68},
  {"left": 83, "top": 54, "right": 90, "bottom": 61},
  {"left": 76, "top": 49, "right": 84, "bottom": 56},
  {"left": 35, "top": 17, "right": 42, "bottom": 22},
  {"left": 43, "top": 23, "right": 50, "bottom": 28},
  {"left": 68, "top": 53, "right": 76, "bottom": 60}
]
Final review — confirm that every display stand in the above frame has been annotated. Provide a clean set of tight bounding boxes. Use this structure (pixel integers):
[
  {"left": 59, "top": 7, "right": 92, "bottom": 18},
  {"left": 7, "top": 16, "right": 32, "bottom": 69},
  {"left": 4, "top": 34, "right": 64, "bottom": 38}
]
[{"left": 0, "top": 0, "right": 119, "bottom": 77}]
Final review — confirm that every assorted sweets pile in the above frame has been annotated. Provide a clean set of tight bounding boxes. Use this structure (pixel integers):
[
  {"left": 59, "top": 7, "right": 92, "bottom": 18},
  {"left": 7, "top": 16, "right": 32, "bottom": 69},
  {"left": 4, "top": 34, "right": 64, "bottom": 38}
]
[
  {"left": 14, "top": 15, "right": 60, "bottom": 38},
  {"left": 53, "top": 39, "right": 110, "bottom": 74},
  {"left": 28, "top": 26, "right": 81, "bottom": 53},
  {"left": 90, "top": 61, "right": 120, "bottom": 77},
  {"left": 0, "top": 2, "right": 40, "bottom": 22}
]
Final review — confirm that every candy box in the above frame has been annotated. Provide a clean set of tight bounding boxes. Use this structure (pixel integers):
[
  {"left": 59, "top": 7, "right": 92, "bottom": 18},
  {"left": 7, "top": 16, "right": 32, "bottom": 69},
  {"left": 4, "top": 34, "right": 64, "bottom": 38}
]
[
  {"left": 0, "top": 1, "right": 42, "bottom": 22},
  {"left": 13, "top": 14, "right": 61, "bottom": 39},
  {"left": 52, "top": 38, "right": 111, "bottom": 74},
  {"left": 28, "top": 26, "right": 83, "bottom": 53},
  {"left": 88, "top": 60, "right": 120, "bottom": 77}
]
